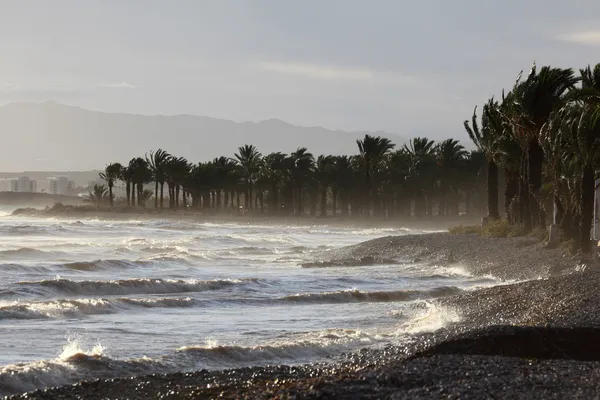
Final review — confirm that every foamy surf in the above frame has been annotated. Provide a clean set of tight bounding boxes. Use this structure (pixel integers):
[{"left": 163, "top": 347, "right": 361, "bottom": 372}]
[
  {"left": 0, "top": 328, "right": 385, "bottom": 396},
  {"left": 0, "top": 297, "right": 195, "bottom": 320}
]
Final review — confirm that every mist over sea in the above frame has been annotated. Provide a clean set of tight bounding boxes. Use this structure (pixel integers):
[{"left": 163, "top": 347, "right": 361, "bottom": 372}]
[{"left": 0, "top": 209, "right": 502, "bottom": 396}]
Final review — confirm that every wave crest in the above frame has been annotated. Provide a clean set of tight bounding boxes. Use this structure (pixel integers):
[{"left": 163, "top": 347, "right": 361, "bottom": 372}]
[
  {"left": 281, "top": 287, "right": 462, "bottom": 304},
  {"left": 16, "top": 277, "right": 259, "bottom": 296}
]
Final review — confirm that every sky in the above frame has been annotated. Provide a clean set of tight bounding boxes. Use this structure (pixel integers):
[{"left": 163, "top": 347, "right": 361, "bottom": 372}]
[{"left": 1, "top": 0, "right": 599, "bottom": 141}]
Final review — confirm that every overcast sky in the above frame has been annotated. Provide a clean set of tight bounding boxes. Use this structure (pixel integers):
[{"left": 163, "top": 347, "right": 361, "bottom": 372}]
[{"left": 0, "top": 0, "right": 599, "bottom": 140}]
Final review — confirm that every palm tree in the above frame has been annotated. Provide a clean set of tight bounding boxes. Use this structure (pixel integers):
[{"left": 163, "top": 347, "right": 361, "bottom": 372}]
[
  {"left": 233, "top": 145, "right": 263, "bottom": 210},
  {"left": 288, "top": 148, "right": 315, "bottom": 216},
  {"left": 464, "top": 99, "right": 504, "bottom": 220},
  {"left": 331, "top": 156, "right": 356, "bottom": 217},
  {"left": 356, "top": 134, "right": 395, "bottom": 216},
  {"left": 127, "top": 157, "right": 152, "bottom": 207},
  {"left": 146, "top": 149, "right": 172, "bottom": 209},
  {"left": 165, "top": 157, "right": 190, "bottom": 209},
  {"left": 403, "top": 137, "right": 436, "bottom": 217},
  {"left": 506, "top": 63, "right": 579, "bottom": 229},
  {"left": 315, "top": 155, "right": 334, "bottom": 217},
  {"left": 212, "top": 156, "right": 237, "bottom": 212},
  {"left": 84, "top": 184, "right": 110, "bottom": 207},
  {"left": 98, "top": 162, "right": 122, "bottom": 208},
  {"left": 436, "top": 139, "right": 468, "bottom": 216},
  {"left": 261, "top": 152, "right": 287, "bottom": 214}
]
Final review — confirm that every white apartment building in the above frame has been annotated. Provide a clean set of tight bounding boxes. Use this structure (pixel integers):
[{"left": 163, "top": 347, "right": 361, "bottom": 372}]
[
  {"left": 8, "top": 177, "right": 37, "bottom": 193},
  {"left": 48, "top": 177, "right": 72, "bottom": 195}
]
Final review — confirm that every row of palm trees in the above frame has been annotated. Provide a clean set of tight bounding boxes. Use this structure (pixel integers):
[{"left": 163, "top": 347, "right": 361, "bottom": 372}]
[
  {"left": 465, "top": 62, "right": 600, "bottom": 252},
  {"left": 98, "top": 137, "right": 487, "bottom": 219}
]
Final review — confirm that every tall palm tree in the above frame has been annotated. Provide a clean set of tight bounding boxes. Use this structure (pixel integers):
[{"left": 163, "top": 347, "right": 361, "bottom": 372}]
[
  {"left": 212, "top": 156, "right": 237, "bottom": 212},
  {"left": 261, "top": 152, "right": 287, "bottom": 214},
  {"left": 331, "top": 155, "right": 356, "bottom": 217},
  {"left": 233, "top": 145, "right": 263, "bottom": 210},
  {"left": 288, "top": 147, "right": 315, "bottom": 216},
  {"left": 165, "top": 157, "right": 190, "bottom": 209},
  {"left": 314, "top": 155, "right": 334, "bottom": 217},
  {"left": 403, "top": 137, "right": 436, "bottom": 217},
  {"left": 98, "top": 162, "right": 122, "bottom": 208},
  {"left": 146, "top": 149, "right": 172, "bottom": 209},
  {"left": 464, "top": 99, "right": 504, "bottom": 220},
  {"left": 356, "top": 134, "right": 395, "bottom": 216},
  {"left": 128, "top": 158, "right": 152, "bottom": 207},
  {"left": 506, "top": 63, "right": 579, "bottom": 229},
  {"left": 436, "top": 139, "right": 468, "bottom": 216}
]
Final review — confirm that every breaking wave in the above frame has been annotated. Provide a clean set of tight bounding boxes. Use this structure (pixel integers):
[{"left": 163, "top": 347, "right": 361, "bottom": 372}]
[
  {"left": 280, "top": 287, "right": 463, "bottom": 304},
  {"left": 0, "top": 297, "right": 195, "bottom": 320},
  {"left": 0, "top": 329, "right": 381, "bottom": 396},
  {"left": 15, "top": 278, "right": 259, "bottom": 296}
]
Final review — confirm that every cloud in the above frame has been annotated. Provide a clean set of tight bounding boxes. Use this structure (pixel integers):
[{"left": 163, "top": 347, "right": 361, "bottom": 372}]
[
  {"left": 100, "top": 82, "right": 136, "bottom": 89},
  {"left": 255, "top": 61, "right": 374, "bottom": 81},
  {"left": 557, "top": 30, "right": 600, "bottom": 45},
  {"left": 253, "top": 61, "right": 418, "bottom": 87}
]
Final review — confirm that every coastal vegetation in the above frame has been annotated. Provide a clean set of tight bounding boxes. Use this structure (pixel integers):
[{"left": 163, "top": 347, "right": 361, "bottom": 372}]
[
  {"left": 94, "top": 62, "right": 600, "bottom": 252},
  {"left": 465, "top": 63, "right": 600, "bottom": 252},
  {"left": 97, "top": 139, "right": 487, "bottom": 220}
]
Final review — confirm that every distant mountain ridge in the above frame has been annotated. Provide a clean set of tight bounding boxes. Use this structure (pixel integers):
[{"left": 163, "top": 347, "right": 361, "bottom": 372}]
[{"left": 0, "top": 102, "right": 404, "bottom": 171}]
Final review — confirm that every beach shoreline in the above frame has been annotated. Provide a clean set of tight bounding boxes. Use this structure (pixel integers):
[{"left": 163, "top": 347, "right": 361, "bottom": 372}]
[
  {"left": 6, "top": 230, "right": 599, "bottom": 399},
  {"left": 9, "top": 206, "right": 484, "bottom": 231}
]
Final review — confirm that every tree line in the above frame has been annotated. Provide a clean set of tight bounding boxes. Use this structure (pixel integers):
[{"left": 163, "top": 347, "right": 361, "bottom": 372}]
[
  {"left": 94, "top": 137, "right": 487, "bottom": 219},
  {"left": 465, "top": 62, "right": 600, "bottom": 252}
]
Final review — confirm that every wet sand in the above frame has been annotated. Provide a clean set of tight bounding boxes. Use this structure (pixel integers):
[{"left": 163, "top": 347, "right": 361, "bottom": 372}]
[{"left": 8, "top": 232, "right": 600, "bottom": 399}]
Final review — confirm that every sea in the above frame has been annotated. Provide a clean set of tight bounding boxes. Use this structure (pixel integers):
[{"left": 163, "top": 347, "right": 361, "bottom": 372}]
[{"left": 0, "top": 207, "right": 501, "bottom": 396}]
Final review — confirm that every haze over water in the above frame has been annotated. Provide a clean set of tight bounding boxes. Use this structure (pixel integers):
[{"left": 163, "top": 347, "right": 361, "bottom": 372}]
[{"left": 0, "top": 210, "right": 500, "bottom": 395}]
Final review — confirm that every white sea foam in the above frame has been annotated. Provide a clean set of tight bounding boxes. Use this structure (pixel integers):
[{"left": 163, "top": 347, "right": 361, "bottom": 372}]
[{"left": 397, "top": 301, "right": 461, "bottom": 334}]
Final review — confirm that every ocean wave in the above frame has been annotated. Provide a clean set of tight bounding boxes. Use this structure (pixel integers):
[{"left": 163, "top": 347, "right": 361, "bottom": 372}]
[
  {"left": 1, "top": 224, "right": 67, "bottom": 236},
  {"left": 0, "top": 296, "right": 195, "bottom": 320},
  {"left": 280, "top": 287, "right": 462, "bottom": 304},
  {"left": 0, "top": 298, "right": 115, "bottom": 319},
  {"left": 0, "top": 247, "right": 66, "bottom": 259},
  {"left": 15, "top": 277, "right": 259, "bottom": 296},
  {"left": 0, "top": 329, "right": 379, "bottom": 396}
]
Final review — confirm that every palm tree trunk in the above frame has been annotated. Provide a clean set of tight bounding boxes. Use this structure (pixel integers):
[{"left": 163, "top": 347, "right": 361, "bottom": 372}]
[
  {"left": 580, "top": 165, "right": 595, "bottom": 252},
  {"left": 108, "top": 184, "right": 114, "bottom": 208},
  {"left": 487, "top": 161, "right": 500, "bottom": 219},
  {"left": 126, "top": 181, "right": 131, "bottom": 207},
  {"left": 297, "top": 188, "right": 304, "bottom": 216},
  {"left": 528, "top": 140, "right": 545, "bottom": 229},
  {"left": 182, "top": 190, "right": 187, "bottom": 209},
  {"left": 155, "top": 181, "right": 159, "bottom": 208},
  {"left": 160, "top": 182, "right": 165, "bottom": 209},
  {"left": 320, "top": 187, "right": 327, "bottom": 217},
  {"left": 332, "top": 188, "right": 338, "bottom": 217},
  {"left": 131, "top": 183, "right": 136, "bottom": 207},
  {"left": 504, "top": 170, "right": 518, "bottom": 223},
  {"left": 175, "top": 185, "right": 180, "bottom": 209}
]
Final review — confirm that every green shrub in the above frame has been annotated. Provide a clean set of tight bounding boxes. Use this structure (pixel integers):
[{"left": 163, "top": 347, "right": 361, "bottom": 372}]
[
  {"left": 448, "top": 225, "right": 482, "bottom": 234},
  {"left": 482, "top": 220, "right": 512, "bottom": 237}
]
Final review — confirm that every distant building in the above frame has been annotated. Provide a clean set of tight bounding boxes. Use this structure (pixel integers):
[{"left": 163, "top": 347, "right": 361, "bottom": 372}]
[
  {"left": 48, "top": 177, "right": 72, "bottom": 195},
  {"left": 0, "top": 179, "right": 12, "bottom": 192},
  {"left": 10, "top": 177, "right": 37, "bottom": 193}
]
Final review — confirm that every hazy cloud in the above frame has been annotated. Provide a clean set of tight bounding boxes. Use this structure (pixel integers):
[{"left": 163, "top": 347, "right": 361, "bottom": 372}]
[
  {"left": 557, "top": 30, "right": 600, "bottom": 46},
  {"left": 254, "top": 61, "right": 374, "bottom": 81},
  {"left": 100, "top": 82, "right": 136, "bottom": 89}
]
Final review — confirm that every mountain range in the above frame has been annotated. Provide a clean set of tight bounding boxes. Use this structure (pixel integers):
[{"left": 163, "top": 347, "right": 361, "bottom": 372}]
[{"left": 0, "top": 102, "right": 405, "bottom": 172}]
